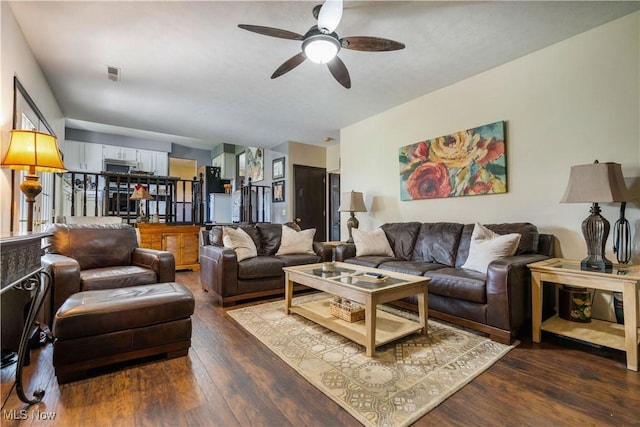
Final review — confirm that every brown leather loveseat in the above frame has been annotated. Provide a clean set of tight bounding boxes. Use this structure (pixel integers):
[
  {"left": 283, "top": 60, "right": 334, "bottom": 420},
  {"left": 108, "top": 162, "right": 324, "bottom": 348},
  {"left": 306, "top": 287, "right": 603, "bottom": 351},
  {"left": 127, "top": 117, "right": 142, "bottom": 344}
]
[
  {"left": 335, "top": 222, "right": 554, "bottom": 344},
  {"left": 41, "top": 223, "right": 176, "bottom": 325},
  {"left": 200, "top": 223, "right": 333, "bottom": 306}
]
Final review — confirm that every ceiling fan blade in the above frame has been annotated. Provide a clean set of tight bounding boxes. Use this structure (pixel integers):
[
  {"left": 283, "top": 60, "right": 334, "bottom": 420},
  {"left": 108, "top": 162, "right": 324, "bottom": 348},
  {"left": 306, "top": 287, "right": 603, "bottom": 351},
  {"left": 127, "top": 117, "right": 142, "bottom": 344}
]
[
  {"left": 317, "top": 0, "right": 343, "bottom": 34},
  {"left": 341, "top": 36, "right": 405, "bottom": 52},
  {"left": 271, "top": 52, "right": 307, "bottom": 79},
  {"left": 327, "top": 56, "right": 351, "bottom": 89},
  {"left": 238, "top": 24, "right": 304, "bottom": 41}
]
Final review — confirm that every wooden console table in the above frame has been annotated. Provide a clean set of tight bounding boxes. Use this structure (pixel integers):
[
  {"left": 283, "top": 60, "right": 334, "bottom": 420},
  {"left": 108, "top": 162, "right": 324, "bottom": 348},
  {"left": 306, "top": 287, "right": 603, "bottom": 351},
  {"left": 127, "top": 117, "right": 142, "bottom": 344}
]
[
  {"left": 528, "top": 258, "right": 640, "bottom": 371},
  {"left": 137, "top": 223, "right": 200, "bottom": 271},
  {"left": 0, "top": 232, "right": 52, "bottom": 404}
]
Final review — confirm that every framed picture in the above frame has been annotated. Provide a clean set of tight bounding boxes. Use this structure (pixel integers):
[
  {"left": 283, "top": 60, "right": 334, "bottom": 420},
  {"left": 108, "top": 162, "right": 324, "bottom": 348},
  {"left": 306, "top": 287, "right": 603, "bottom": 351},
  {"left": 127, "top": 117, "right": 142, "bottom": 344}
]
[
  {"left": 245, "top": 147, "right": 264, "bottom": 182},
  {"left": 272, "top": 157, "right": 285, "bottom": 180},
  {"left": 272, "top": 180, "right": 285, "bottom": 203}
]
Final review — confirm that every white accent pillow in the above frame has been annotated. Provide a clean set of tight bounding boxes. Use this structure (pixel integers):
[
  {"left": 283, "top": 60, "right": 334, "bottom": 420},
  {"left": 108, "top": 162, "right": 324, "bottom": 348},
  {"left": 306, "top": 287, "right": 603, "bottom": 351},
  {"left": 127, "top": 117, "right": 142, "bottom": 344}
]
[
  {"left": 222, "top": 227, "right": 258, "bottom": 262},
  {"left": 461, "top": 223, "right": 521, "bottom": 273},
  {"left": 352, "top": 228, "right": 394, "bottom": 257},
  {"left": 276, "top": 225, "right": 316, "bottom": 255}
]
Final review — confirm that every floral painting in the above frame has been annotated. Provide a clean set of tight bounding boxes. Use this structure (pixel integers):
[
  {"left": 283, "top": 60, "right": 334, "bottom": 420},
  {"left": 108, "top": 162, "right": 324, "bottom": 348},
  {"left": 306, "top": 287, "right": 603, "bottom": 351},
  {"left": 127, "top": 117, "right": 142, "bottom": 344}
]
[{"left": 399, "top": 121, "right": 506, "bottom": 200}]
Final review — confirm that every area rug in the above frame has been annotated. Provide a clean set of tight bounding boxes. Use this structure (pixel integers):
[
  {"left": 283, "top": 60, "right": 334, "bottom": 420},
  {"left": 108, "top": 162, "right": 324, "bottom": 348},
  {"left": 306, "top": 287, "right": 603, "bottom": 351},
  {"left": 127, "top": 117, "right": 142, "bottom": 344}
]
[{"left": 227, "top": 293, "right": 517, "bottom": 427}]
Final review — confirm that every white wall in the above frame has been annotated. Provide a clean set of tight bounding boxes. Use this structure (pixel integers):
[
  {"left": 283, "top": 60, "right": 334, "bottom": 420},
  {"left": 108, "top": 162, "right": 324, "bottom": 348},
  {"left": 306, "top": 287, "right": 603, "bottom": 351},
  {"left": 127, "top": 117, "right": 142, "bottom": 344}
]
[
  {"left": 341, "top": 12, "right": 640, "bottom": 265},
  {"left": 1, "top": 2, "right": 65, "bottom": 233}
]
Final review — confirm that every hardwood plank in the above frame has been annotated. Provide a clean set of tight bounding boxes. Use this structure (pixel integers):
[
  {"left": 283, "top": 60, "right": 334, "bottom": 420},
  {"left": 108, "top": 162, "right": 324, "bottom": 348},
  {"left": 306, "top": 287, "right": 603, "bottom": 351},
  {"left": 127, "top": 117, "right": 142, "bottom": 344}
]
[{"left": 1, "top": 270, "right": 638, "bottom": 426}]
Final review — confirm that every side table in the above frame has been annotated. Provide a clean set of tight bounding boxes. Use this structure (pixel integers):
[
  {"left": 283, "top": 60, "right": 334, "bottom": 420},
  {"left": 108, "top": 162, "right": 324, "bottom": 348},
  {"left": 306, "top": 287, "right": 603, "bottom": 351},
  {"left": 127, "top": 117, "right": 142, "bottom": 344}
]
[{"left": 528, "top": 258, "right": 639, "bottom": 371}]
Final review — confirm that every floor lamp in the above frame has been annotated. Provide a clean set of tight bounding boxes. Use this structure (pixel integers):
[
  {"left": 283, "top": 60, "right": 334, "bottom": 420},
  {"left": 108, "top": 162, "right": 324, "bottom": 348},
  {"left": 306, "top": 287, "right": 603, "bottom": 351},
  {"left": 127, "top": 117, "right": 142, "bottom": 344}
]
[{"left": 1, "top": 130, "right": 67, "bottom": 232}]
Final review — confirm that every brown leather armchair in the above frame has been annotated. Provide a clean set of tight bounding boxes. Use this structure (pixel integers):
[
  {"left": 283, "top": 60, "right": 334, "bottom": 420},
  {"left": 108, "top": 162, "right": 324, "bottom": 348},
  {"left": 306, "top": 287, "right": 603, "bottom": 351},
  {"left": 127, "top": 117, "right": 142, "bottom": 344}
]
[{"left": 41, "top": 223, "right": 175, "bottom": 326}]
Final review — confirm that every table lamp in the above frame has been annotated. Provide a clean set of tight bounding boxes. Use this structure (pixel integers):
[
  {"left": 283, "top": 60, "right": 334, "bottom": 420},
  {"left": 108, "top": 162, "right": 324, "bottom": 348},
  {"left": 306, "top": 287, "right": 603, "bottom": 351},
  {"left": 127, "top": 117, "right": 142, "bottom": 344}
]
[
  {"left": 1, "top": 130, "right": 67, "bottom": 232},
  {"left": 560, "top": 160, "right": 630, "bottom": 272},
  {"left": 130, "top": 184, "right": 154, "bottom": 222},
  {"left": 338, "top": 191, "right": 367, "bottom": 243}
]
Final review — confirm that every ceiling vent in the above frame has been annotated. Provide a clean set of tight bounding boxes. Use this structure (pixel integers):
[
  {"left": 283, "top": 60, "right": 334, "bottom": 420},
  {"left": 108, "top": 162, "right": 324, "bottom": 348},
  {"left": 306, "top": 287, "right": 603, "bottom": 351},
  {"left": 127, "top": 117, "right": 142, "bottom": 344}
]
[{"left": 107, "top": 66, "right": 120, "bottom": 82}]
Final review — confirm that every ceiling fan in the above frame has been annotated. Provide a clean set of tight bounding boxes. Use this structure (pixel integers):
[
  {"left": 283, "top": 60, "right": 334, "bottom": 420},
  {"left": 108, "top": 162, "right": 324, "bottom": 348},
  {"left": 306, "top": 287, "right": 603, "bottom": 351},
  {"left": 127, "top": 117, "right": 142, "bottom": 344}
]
[{"left": 238, "top": 0, "right": 405, "bottom": 89}]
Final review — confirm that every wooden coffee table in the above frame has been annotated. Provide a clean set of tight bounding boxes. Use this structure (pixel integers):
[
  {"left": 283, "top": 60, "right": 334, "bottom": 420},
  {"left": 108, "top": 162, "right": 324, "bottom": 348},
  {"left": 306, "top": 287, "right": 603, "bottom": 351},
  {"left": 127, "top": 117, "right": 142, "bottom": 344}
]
[{"left": 283, "top": 262, "right": 429, "bottom": 357}]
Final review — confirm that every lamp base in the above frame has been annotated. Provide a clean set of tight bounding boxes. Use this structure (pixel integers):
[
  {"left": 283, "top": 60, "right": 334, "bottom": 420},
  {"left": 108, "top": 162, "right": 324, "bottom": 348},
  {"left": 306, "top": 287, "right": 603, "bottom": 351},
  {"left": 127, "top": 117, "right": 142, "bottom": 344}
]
[
  {"left": 346, "top": 213, "right": 359, "bottom": 243},
  {"left": 580, "top": 257, "right": 613, "bottom": 273}
]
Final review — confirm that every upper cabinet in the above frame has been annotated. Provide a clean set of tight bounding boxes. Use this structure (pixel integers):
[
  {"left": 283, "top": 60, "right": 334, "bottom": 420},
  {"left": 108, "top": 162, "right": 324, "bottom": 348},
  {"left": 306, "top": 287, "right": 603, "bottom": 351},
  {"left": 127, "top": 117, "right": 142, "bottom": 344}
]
[
  {"left": 138, "top": 150, "right": 169, "bottom": 176},
  {"left": 64, "top": 141, "right": 169, "bottom": 175},
  {"left": 102, "top": 145, "right": 137, "bottom": 161},
  {"left": 212, "top": 152, "right": 236, "bottom": 180},
  {"left": 64, "top": 140, "right": 103, "bottom": 172}
]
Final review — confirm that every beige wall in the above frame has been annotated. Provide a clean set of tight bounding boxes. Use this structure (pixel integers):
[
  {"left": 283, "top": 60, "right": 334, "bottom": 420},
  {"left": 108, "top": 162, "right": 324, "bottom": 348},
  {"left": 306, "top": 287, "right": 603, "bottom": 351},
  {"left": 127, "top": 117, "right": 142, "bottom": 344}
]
[
  {"left": 1, "top": 3, "right": 66, "bottom": 233},
  {"left": 340, "top": 13, "right": 640, "bottom": 322},
  {"left": 341, "top": 12, "right": 639, "bottom": 264}
]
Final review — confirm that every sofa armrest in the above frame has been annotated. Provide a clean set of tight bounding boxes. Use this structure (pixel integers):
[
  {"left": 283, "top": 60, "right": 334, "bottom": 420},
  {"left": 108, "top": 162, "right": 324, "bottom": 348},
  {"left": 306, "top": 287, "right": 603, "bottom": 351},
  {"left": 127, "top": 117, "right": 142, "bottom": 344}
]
[
  {"left": 132, "top": 248, "right": 176, "bottom": 283},
  {"left": 335, "top": 243, "right": 356, "bottom": 262},
  {"left": 41, "top": 253, "right": 81, "bottom": 326},
  {"left": 313, "top": 242, "right": 333, "bottom": 262},
  {"left": 486, "top": 254, "right": 551, "bottom": 334},
  {"left": 199, "top": 244, "right": 239, "bottom": 297}
]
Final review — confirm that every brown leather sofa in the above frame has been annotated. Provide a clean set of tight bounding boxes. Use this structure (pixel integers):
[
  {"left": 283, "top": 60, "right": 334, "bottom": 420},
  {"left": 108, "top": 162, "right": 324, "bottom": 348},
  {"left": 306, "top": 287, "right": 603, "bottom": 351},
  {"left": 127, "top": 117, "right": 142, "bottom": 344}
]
[
  {"left": 200, "top": 223, "right": 333, "bottom": 306},
  {"left": 335, "top": 222, "right": 554, "bottom": 344},
  {"left": 41, "top": 223, "right": 176, "bottom": 326}
]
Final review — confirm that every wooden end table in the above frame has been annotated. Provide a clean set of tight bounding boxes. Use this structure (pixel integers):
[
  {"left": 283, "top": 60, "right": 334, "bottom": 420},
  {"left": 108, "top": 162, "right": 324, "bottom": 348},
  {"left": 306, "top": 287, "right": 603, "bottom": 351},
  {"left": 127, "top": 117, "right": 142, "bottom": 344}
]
[{"left": 528, "top": 258, "right": 640, "bottom": 371}]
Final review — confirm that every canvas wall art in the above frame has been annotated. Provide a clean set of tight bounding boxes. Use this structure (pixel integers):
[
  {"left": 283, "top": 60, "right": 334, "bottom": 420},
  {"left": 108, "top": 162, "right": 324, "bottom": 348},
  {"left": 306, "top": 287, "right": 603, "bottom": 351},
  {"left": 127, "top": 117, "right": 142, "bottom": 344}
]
[
  {"left": 399, "top": 121, "right": 506, "bottom": 200},
  {"left": 245, "top": 147, "right": 264, "bottom": 183}
]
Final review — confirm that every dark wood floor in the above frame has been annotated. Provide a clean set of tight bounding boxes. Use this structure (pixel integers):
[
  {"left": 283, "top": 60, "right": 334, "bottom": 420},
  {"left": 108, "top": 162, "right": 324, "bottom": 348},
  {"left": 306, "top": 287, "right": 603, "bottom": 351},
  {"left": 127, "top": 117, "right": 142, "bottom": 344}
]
[{"left": 1, "top": 270, "right": 638, "bottom": 426}]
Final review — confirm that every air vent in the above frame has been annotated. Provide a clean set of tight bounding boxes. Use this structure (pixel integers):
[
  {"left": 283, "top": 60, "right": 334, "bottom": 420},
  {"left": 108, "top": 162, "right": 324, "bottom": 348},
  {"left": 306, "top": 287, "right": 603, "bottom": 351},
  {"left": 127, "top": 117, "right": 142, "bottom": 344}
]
[{"left": 107, "top": 66, "right": 120, "bottom": 82}]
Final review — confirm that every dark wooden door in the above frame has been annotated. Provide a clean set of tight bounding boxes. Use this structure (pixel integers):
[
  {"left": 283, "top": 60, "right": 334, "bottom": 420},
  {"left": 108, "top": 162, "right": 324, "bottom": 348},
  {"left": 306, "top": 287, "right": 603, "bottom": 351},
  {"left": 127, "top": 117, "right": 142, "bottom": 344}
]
[
  {"left": 293, "top": 165, "right": 326, "bottom": 241},
  {"left": 328, "top": 173, "right": 340, "bottom": 241}
]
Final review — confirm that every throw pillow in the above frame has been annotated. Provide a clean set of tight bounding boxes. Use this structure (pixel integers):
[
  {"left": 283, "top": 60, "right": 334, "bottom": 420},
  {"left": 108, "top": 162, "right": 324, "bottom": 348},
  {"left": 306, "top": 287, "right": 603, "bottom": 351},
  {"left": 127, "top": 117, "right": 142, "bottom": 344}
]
[
  {"left": 222, "top": 227, "right": 258, "bottom": 262},
  {"left": 276, "top": 225, "right": 315, "bottom": 255},
  {"left": 352, "top": 228, "right": 394, "bottom": 257},
  {"left": 461, "top": 223, "right": 521, "bottom": 273}
]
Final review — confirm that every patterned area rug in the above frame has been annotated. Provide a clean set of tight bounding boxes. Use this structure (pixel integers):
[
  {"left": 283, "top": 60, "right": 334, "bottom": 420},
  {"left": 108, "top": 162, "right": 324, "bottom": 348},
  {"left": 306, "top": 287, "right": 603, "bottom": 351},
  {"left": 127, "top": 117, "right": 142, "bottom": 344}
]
[{"left": 227, "top": 293, "right": 517, "bottom": 427}]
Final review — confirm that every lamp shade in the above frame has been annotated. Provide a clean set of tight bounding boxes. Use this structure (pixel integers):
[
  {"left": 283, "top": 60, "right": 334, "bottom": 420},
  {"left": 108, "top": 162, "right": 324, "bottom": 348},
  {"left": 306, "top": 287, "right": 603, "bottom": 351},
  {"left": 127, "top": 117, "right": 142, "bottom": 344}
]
[
  {"left": 338, "top": 191, "right": 367, "bottom": 212},
  {"left": 130, "top": 184, "right": 154, "bottom": 200},
  {"left": 560, "top": 162, "right": 630, "bottom": 203},
  {"left": 1, "top": 130, "right": 66, "bottom": 172}
]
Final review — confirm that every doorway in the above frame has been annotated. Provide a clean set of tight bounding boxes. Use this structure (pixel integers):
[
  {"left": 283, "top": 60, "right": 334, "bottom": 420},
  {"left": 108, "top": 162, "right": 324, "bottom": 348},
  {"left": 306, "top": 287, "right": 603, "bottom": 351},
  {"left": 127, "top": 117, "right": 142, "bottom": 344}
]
[
  {"left": 293, "top": 165, "right": 326, "bottom": 241},
  {"left": 328, "top": 173, "right": 340, "bottom": 241}
]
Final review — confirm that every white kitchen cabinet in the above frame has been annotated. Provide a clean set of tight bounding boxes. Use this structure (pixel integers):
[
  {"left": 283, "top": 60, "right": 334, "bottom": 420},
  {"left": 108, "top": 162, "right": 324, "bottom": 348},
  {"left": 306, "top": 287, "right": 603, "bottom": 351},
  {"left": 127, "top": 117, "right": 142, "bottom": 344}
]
[
  {"left": 212, "top": 153, "right": 236, "bottom": 179},
  {"left": 138, "top": 150, "right": 168, "bottom": 176},
  {"left": 63, "top": 140, "right": 103, "bottom": 172},
  {"left": 102, "top": 145, "right": 137, "bottom": 161}
]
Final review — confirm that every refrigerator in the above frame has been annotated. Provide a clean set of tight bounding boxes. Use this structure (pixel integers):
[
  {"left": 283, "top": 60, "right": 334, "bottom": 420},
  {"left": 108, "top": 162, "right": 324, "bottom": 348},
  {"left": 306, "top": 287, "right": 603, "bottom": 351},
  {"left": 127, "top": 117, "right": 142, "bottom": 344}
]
[
  {"left": 198, "top": 166, "right": 231, "bottom": 222},
  {"left": 209, "top": 193, "right": 232, "bottom": 224}
]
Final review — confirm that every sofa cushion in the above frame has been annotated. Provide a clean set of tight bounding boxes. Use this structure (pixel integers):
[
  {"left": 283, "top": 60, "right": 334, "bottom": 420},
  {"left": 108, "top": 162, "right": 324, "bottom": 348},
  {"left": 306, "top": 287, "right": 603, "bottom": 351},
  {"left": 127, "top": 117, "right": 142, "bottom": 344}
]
[
  {"left": 344, "top": 256, "right": 395, "bottom": 268},
  {"left": 80, "top": 266, "right": 157, "bottom": 291},
  {"left": 381, "top": 222, "right": 422, "bottom": 260},
  {"left": 377, "top": 260, "right": 445, "bottom": 276},
  {"left": 461, "top": 223, "right": 521, "bottom": 273},
  {"left": 425, "top": 267, "right": 487, "bottom": 304},
  {"left": 256, "top": 223, "right": 282, "bottom": 256},
  {"left": 456, "top": 222, "right": 539, "bottom": 267},
  {"left": 277, "top": 253, "right": 322, "bottom": 267},
  {"left": 352, "top": 228, "right": 394, "bottom": 257},
  {"left": 412, "top": 223, "right": 464, "bottom": 267},
  {"left": 486, "top": 223, "right": 539, "bottom": 255},
  {"left": 276, "top": 225, "right": 315, "bottom": 255},
  {"left": 223, "top": 227, "right": 258, "bottom": 262},
  {"left": 237, "top": 256, "right": 284, "bottom": 280}
]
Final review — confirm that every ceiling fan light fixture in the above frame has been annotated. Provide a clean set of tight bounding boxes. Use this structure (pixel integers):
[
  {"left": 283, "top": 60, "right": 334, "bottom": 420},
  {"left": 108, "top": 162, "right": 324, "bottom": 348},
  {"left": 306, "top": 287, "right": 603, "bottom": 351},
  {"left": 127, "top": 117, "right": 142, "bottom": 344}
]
[{"left": 302, "top": 34, "right": 340, "bottom": 64}]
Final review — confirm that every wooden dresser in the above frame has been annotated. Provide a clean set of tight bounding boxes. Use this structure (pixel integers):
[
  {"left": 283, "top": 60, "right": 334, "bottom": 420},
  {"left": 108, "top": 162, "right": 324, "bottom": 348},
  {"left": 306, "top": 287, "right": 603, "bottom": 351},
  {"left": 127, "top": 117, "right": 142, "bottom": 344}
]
[{"left": 137, "top": 223, "right": 201, "bottom": 271}]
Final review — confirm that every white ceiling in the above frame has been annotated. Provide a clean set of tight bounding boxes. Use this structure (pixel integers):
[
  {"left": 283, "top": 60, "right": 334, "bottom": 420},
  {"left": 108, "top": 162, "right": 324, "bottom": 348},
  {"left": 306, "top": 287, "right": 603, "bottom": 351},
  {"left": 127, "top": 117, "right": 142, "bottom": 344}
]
[{"left": 8, "top": 1, "right": 640, "bottom": 151}]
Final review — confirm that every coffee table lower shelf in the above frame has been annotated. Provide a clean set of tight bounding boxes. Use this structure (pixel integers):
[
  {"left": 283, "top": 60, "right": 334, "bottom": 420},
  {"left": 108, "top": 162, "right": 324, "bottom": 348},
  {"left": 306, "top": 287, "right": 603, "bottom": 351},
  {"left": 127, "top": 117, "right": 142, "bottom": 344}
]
[{"left": 290, "top": 298, "right": 424, "bottom": 351}]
